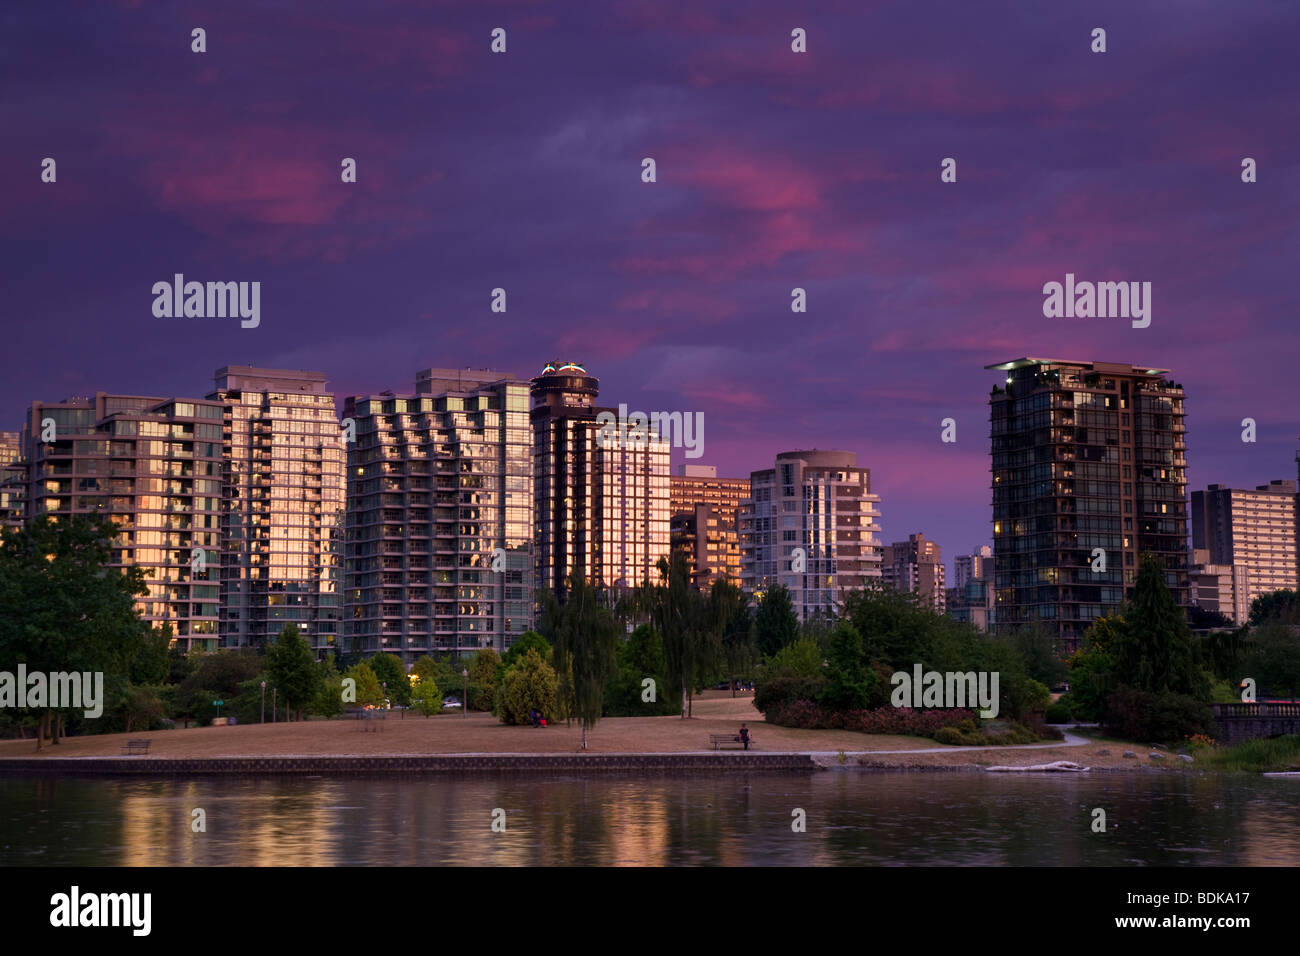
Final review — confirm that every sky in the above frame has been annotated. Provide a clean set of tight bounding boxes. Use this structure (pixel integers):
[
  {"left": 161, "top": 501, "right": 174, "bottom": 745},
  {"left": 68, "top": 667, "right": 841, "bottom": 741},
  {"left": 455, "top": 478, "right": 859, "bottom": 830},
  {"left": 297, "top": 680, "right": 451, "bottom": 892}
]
[{"left": 2, "top": 0, "right": 1298, "bottom": 576}]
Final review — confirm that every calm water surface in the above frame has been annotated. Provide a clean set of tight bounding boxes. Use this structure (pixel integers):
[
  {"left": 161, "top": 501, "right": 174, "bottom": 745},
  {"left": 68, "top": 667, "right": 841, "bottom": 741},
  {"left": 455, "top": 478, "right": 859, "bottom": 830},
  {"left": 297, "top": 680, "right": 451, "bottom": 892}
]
[{"left": 2, "top": 771, "right": 1298, "bottom": 866}]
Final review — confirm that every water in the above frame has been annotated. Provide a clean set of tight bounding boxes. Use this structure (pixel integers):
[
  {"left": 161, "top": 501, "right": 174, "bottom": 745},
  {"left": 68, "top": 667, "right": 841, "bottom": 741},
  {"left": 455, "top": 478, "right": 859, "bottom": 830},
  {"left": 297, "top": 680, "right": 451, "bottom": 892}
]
[{"left": 2, "top": 771, "right": 1298, "bottom": 866}]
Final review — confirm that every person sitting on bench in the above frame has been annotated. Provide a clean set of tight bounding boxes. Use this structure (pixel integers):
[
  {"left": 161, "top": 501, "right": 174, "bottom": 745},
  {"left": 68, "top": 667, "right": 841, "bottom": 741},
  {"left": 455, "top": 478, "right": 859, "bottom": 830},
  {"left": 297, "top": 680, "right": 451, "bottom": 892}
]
[{"left": 739, "top": 724, "right": 750, "bottom": 750}]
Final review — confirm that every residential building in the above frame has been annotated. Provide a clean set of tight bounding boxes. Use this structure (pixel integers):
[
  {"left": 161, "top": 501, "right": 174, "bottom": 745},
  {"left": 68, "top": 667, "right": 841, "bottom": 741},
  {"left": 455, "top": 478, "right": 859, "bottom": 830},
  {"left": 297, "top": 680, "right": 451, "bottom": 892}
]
[
  {"left": 954, "top": 545, "right": 992, "bottom": 590},
  {"left": 208, "top": 367, "right": 346, "bottom": 656},
  {"left": 881, "top": 532, "right": 946, "bottom": 612},
  {"left": 530, "top": 362, "right": 669, "bottom": 599},
  {"left": 22, "top": 393, "right": 226, "bottom": 652},
  {"left": 1192, "top": 480, "right": 1298, "bottom": 624},
  {"left": 988, "top": 357, "right": 1190, "bottom": 653},
  {"left": 0, "top": 431, "right": 24, "bottom": 536},
  {"left": 343, "top": 369, "right": 533, "bottom": 664},
  {"left": 947, "top": 578, "right": 996, "bottom": 632},
  {"left": 738, "top": 449, "right": 882, "bottom": 621},
  {"left": 1189, "top": 548, "right": 1236, "bottom": 622},
  {"left": 670, "top": 464, "right": 749, "bottom": 591}
]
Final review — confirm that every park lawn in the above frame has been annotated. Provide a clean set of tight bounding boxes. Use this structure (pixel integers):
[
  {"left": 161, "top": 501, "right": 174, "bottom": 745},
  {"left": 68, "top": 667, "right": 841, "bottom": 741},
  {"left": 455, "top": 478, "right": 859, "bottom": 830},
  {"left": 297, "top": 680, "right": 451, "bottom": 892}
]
[{"left": 0, "top": 691, "right": 937, "bottom": 758}]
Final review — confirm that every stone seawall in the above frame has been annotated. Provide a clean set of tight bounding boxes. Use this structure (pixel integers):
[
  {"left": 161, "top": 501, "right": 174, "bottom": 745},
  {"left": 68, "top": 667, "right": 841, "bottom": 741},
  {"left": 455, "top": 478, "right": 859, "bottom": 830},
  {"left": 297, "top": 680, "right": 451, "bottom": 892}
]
[{"left": 0, "top": 753, "right": 817, "bottom": 776}]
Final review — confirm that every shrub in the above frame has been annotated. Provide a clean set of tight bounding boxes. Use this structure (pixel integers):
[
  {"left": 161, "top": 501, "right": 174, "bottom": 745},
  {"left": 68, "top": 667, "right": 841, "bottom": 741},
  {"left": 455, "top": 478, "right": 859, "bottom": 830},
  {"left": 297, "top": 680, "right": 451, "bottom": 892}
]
[
  {"left": 934, "top": 727, "right": 966, "bottom": 746},
  {"left": 1103, "top": 685, "right": 1216, "bottom": 744},
  {"left": 1044, "top": 702, "right": 1072, "bottom": 724},
  {"left": 496, "top": 649, "right": 559, "bottom": 726},
  {"left": 753, "top": 675, "right": 828, "bottom": 718}
]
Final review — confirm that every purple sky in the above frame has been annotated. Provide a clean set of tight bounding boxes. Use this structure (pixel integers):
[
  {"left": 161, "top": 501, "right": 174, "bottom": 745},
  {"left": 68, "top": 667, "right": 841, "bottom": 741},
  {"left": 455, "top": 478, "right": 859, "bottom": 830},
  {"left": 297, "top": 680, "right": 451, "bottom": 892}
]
[{"left": 3, "top": 0, "right": 1298, "bottom": 574}]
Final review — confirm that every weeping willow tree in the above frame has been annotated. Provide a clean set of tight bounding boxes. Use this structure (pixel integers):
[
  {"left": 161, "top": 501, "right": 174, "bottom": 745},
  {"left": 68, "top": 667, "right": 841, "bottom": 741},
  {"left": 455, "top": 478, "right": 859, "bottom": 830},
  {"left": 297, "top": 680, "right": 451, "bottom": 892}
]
[{"left": 541, "top": 573, "right": 619, "bottom": 750}]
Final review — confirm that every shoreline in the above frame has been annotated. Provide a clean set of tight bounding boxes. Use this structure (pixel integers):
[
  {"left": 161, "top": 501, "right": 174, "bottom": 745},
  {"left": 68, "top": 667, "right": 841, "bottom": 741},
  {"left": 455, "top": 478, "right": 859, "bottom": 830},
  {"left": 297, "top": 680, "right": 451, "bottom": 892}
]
[{"left": 0, "top": 750, "right": 1198, "bottom": 776}]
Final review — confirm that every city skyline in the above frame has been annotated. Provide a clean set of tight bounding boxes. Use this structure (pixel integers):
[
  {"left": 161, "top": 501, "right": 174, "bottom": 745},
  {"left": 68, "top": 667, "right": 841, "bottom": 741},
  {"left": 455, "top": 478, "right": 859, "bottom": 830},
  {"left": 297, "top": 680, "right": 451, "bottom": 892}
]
[{"left": 4, "top": 1, "right": 1298, "bottom": 563}]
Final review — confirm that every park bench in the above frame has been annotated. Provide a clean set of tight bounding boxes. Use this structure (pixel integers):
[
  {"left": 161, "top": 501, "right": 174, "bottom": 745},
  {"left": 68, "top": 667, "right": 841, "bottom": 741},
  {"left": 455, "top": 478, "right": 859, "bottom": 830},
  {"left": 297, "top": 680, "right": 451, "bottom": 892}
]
[
  {"left": 121, "top": 739, "right": 151, "bottom": 755},
  {"left": 708, "top": 733, "right": 753, "bottom": 750}
]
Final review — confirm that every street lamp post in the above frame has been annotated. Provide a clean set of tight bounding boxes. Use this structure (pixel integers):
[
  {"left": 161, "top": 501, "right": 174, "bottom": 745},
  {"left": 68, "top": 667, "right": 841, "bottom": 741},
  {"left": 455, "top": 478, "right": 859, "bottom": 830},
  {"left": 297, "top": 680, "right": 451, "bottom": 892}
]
[
  {"left": 261, "top": 681, "right": 266, "bottom": 724},
  {"left": 462, "top": 668, "right": 468, "bottom": 718}
]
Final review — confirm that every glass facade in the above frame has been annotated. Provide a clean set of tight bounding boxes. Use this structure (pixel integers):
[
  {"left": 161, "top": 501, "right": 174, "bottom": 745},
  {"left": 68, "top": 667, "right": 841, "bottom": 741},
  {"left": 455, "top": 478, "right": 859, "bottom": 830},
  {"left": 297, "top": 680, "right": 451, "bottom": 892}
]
[
  {"left": 209, "top": 368, "right": 345, "bottom": 656},
  {"left": 343, "top": 372, "right": 533, "bottom": 664},
  {"left": 988, "top": 358, "right": 1190, "bottom": 652},
  {"left": 23, "top": 394, "right": 226, "bottom": 653}
]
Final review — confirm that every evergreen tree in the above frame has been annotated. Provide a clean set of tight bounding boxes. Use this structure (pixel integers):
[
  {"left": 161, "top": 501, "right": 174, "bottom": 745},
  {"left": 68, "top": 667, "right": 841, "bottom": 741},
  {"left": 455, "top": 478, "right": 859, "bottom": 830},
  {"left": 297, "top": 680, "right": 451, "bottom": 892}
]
[
  {"left": 266, "top": 624, "right": 319, "bottom": 720},
  {"left": 754, "top": 584, "right": 799, "bottom": 658},
  {"left": 1112, "top": 554, "right": 1209, "bottom": 699}
]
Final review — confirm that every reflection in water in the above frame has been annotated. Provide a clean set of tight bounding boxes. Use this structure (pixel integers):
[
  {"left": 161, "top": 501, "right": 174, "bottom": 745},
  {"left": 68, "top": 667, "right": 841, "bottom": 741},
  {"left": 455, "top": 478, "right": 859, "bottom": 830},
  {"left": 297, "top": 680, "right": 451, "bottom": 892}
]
[{"left": 2, "top": 772, "right": 1299, "bottom": 866}]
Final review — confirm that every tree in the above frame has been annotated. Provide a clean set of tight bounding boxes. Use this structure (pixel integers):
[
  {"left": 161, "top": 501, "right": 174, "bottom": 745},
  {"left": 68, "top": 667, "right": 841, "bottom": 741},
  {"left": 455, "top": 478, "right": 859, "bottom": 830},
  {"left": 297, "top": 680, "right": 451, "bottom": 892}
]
[
  {"left": 1003, "top": 624, "right": 1068, "bottom": 688},
  {"left": 1248, "top": 589, "right": 1300, "bottom": 628},
  {"left": 818, "top": 621, "right": 877, "bottom": 712},
  {"left": 315, "top": 653, "right": 344, "bottom": 718},
  {"left": 709, "top": 580, "right": 755, "bottom": 695},
  {"left": 1188, "top": 605, "right": 1235, "bottom": 631},
  {"left": 120, "top": 684, "right": 164, "bottom": 734},
  {"left": 502, "top": 631, "right": 551, "bottom": 671},
  {"left": 543, "top": 573, "right": 619, "bottom": 748},
  {"left": 1242, "top": 622, "right": 1300, "bottom": 699},
  {"left": 652, "top": 553, "right": 711, "bottom": 718},
  {"left": 344, "top": 660, "right": 385, "bottom": 707},
  {"left": 412, "top": 676, "right": 441, "bottom": 716},
  {"left": 496, "top": 648, "right": 559, "bottom": 726},
  {"left": 266, "top": 625, "right": 319, "bottom": 721},
  {"left": 0, "top": 515, "right": 152, "bottom": 749},
  {"left": 1111, "top": 555, "right": 1210, "bottom": 700},
  {"left": 366, "top": 652, "right": 410, "bottom": 707},
  {"left": 604, "top": 623, "right": 678, "bottom": 716},
  {"left": 468, "top": 648, "right": 502, "bottom": 711},
  {"left": 755, "top": 584, "right": 799, "bottom": 658}
]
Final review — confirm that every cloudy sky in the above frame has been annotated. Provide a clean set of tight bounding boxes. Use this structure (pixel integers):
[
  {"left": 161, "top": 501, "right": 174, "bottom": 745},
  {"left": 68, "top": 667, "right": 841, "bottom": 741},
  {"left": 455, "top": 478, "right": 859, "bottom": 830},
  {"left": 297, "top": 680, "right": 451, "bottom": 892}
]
[{"left": 3, "top": 0, "right": 1298, "bottom": 569}]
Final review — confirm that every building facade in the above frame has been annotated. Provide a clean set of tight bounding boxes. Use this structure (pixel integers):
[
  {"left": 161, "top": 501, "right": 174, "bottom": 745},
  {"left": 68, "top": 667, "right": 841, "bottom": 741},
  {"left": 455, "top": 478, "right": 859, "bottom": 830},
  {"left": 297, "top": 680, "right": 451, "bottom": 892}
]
[
  {"left": 22, "top": 393, "right": 226, "bottom": 652},
  {"left": 988, "top": 357, "right": 1190, "bottom": 652},
  {"left": 669, "top": 464, "right": 749, "bottom": 591},
  {"left": 954, "top": 545, "right": 993, "bottom": 590},
  {"left": 0, "top": 431, "right": 24, "bottom": 537},
  {"left": 738, "top": 449, "right": 882, "bottom": 621},
  {"left": 1192, "top": 480, "right": 1298, "bottom": 624},
  {"left": 530, "top": 362, "right": 669, "bottom": 599},
  {"left": 208, "top": 367, "right": 345, "bottom": 656},
  {"left": 881, "top": 532, "right": 946, "bottom": 612},
  {"left": 343, "top": 369, "right": 533, "bottom": 664}
]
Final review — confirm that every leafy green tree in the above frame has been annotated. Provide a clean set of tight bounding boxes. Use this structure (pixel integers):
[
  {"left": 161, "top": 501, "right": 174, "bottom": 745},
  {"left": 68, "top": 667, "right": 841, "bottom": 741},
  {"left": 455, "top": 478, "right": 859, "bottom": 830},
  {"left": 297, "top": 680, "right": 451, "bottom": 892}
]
[
  {"left": 496, "top": 648, "right": 559, "bottom": 726},
  {"left": 412, "top": 676, "right": 441, "bottom": 716},
  {"left": 412, "top": 654, "right": 440, "bottom": 683},
  {"left": 132, "top": 624, "right": 173, "bottom": 685},
  {"left": 366, "top": 652, "right": 411, "bottom": 706},
  {"left": 502, "top": 631, "right": 551, "bottom": 671},
  {"left": 1248, "top": 589, "right": 1300, "bottom": 628},
  {"left": 1003, "top": 624, "right": 1068, "bottom": 688},
  {"left": 755, "top": 584, "right": 799, "bottom": 658},
  {"left": 0, "top": 515, "right": 152, "bottom": 748},
  {"left": 468, "top": 648, "right": 502, "bottom": 711},
  {"left": 543, "top": 573, "right": 619, "bottom": 748},
  {"left": 315, "top": 653, "right": 344, "bottom": 718},
  {"left": 344, "top": 660, "right": 385, "bottom": 707},
  {"left": 1242, "top": 622, "right": 1300, "bottom": 699},
  {"left": 604, "top": 623, "right": 678, "bottom": 716},
  {"left": 267, "top": 625, "right": 320, "bottom": 720},
  {"left": 818, "top": 621, "right": 877, "bottom": 712},
  {"left": 119, "top": 684, "right": 164, "bottom": 733},
  {"left": 651, "top": 553, "right": 715, "bottom": 717},
  {"left": 709, "top": 580, "right": 755, "bottom": 695}
]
